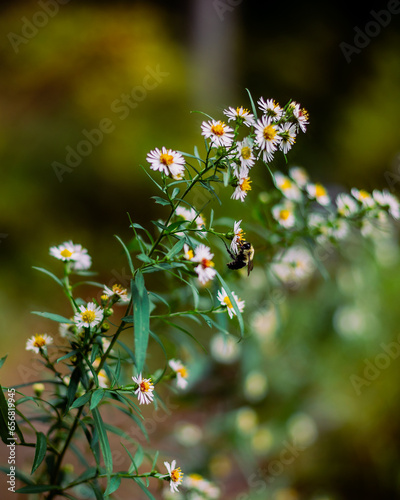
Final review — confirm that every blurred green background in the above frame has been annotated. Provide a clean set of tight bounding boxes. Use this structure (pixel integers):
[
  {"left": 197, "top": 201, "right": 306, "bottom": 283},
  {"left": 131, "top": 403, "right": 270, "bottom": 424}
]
[{"left": 1, "top": 1, "right": 400, "bottom": 499}]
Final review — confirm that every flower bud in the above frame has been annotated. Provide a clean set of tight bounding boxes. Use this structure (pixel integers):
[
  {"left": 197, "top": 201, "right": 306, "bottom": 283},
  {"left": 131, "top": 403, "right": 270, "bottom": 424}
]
[{"left": 32, "top": 383, "right": 45, "bottom": 397}]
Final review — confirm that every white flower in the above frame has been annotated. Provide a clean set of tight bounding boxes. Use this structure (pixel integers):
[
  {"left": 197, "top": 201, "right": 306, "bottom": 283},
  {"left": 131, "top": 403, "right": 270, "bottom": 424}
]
[
  {"left": 373, "top": 189, "right": 400, "bottom": 219},
  {"left": 234, "top": 137, "right": 255, "bottom": 175},
  {"left": 132, "top": 373, "right": 154, "bottom": 405},
  {"left": 217, "top": 288, "right": 245, "bottom": 319},
  {"left": 230, "top": 220, "right": 245, "bottom": 254},
  {"left": 273, "top": 246, "right": 315, "bottom": 284},
  {"left": 146, "top": 147, "right": 186, "bottom": 180},
  {"left": 201, "top": 120, "right": 234, "bottom": 148},
  {"left": 168, "top": 359, "right": 189, "bottom": 389},
  {"left": 210, "top": 332, "right": 241, "bottom": 364},
  {"left": 73, "top": 302, "right": 103, "bottom": 329},
  {"left": 272, "top": 201, "right": 296, "bottom": 228},
  {"left": 351, "top": 188, "right": 375, "bottom": 207},
  {"left": 26, "top": 333, "right": 53, "bottom": 353},
  {"left": 278, "top": 123, "right": 297, "bottom": 154},
  {"left": 90, "top": 359, "right": 109, "bottom": 388},
  {"left": 328, "top": 217, "right": 350, "bottom": 240},
  {"left": 274, "top": 171, "right": 302, "bottom": 201},
  {"left": 164, "top": 460, "right": 184, "bottom": 493},
  {"left": 336, "top": 193, "right": 358, "bottom": 216},
  {"left": 59, "top": 321, "right": 78, "bottom": 339},
  {"left": 175, "top": 207, "right": 206, "bottom": 237},
  {"left": 223, "top": 106, "right": 255, "bottom": 127},
  {"left": 289, "top": 166, "right": 309, "bottom": 187},
  {"left": 192, "top": 245, "right": 216, "bottom": 285},
  {"left": 289, "top": 101, "right": 309, "bottom": 133},
  {"left": 183, "top": 244, "right": 194, "bottom": 261},
  {"left": 183, "top": 474, "right": 220, "bottom": 499},
  {"left": 103, "top": 284, "right": 130, "bottom": 303},
  {"left": 257, "top": 97, "right": 283, "bottom": 121},
  {"left": 231, "top": 176, "right": 252, "bottom": 202},
  {"left": 306, "top": 183, "right": 330, "bottom": 206},
  {"left": 254, "top": 115, "right": 281, "bottom": 162},
  {"left": 49, "top": 241, "right": 92, "bottom": 270}
]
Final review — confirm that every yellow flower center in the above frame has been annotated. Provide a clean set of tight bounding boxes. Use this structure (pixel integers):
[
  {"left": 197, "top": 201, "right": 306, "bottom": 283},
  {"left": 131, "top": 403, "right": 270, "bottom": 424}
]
[
  {"left": 81, "top": 310, "right": 96, "bottom": 323},
  {"left": 359, "top": 190, "right": 370, "bottom": 199},
  {"left": 160, "top": 153, "right": 174, "bottom": 166},
  {"left": 301, "top": 108, "right": 309, "bottom": 120},
  {"left": 210, "top": 122, "right": 225, "bottom": 136},
  {"left": 33, "top": 335, "right": 46, "bottom": 348},
  {"left": 280, "top": 209, "right": 290, "bottom": 220},
  {"left": 315, "top": 184, "right": 327, "bottom": 198},
  {"left": 188, "top": 473, "right": 203, "bottom": 482},
  {"left": 281, "top": 178, "right": 292, "bottom": 191},
  {"left": 240, "top": 177, "right": 252, "bottom": 192},
  {"left": 112, "top": 284, "right": 124, "bottom": 294},
  {"left": 223, "top": 296, "right": 233, "bottom": 308},
  {"left": 241, "top": 146, "right": 252, "bottom": 160},
  {"left": 263, "top": 124, "right": 277, "bottom": 141},
  {"left": 236, "top": 229, "right": 245, "bottom": 242},
  {"left": 101, "top": 294, "right": 108, "bottom": 301},
  {"left": 177, "top": 366, "right": 188, "bottom": 378},
  {"left": 201, "top": 258, "right": 214, "bottom": 269},
  {"left": 140, "top": 380, "right": 152, "bottom": 393},
  {"left": 171, "top": 467, "right": 183, "bottom": 483},
  {"left": 60, "top": 249, "right": 73, "bottom": 258},
  {"left": 186, "top": 249, "right": 194, "bottom": 260}
]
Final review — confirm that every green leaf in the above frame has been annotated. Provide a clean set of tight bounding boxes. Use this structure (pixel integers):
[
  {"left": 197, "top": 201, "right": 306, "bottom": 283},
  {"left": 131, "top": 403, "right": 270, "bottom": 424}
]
[
  {"left": 31, "top": 431, "right": 47, "bottom": 474},
  {"left": 70, "top": 466, "right": 98, "bottom": 485},
  {"left": 92, "top": 407, "right": 113, "bottom": 488},
  {"left": 0, "top": 354, "right": 7, "bottom": 370},
  {"left": 56, "top": 350, "right": 79, "bottom": 364},
  {"left": 0, "top": 386, "right": 23, "bottom": 444},
  {"left": 90, "top": 389, "right": 105, "bottom": 410},
  {"left": 66, "top": 366, "right": 82, "bottom": 411},
  {"left": 165, "top": 239, "right": 185, "bottom": 260},
  {"left": 151, "top": 196, "right": 171, "bottom": 206},
  {"left": 215, "top": 271, "right": 244, "bottom": 336},
  {"left": 245, "top": 87, "right": 259, "bottom": 119},
  {"left": 105, "top": 475, "right": 121, "bottom": 496},
  {"left": 31, "top": 311, "right": 74, "bottom": 324},
  {"left": 171, "top": 187, "right": 180, "bottom": 199},
  {"left": 0, "top": 465, "right": 34, "bottom": 485},
  {"left": 32, "top": 266, "right": 64, "bottom": 287},
  {"left": 16, "top": 485, "right": 60, "bottom": 494},
  {"left": 70, "top": 392, "right": 91, "bottom": 409},
  {"left": 122, "top": 443, "right": 139, "bottom": 474},
  {"left": 131, "top": 273, "right": 150, "bottom": 374},
  {"left": 114, "top": 235, "right": 135, "bottom": 276},
  {"left": 132, "top": 478, "right": 156, "bottom": 500}
]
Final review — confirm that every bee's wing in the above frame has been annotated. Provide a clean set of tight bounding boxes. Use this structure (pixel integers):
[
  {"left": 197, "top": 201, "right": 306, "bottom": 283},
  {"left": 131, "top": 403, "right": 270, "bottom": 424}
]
[{"left": 247, "top": 258, "right": 254, "bottom": 276}]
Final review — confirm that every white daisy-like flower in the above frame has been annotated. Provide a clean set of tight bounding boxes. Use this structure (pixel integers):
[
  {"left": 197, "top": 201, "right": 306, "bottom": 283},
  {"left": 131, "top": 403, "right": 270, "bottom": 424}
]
[
  {"left": 164, "top": 460, "right": 184, "bottom": 493},
  {"left": 372, "top": 189, "right": 400, "bottom": 219},
  {"left": 183, "top": 473, "right": 220, "bottom": 498},
  {"left": 175, "top": 207, "right": 206, "bottom": 237},
  {"left": 132, "top": 373, "right": 154, "bottom": 405},
  {"left": 49, "top": 241, "right": 76, "bottom": 261},
  {"left": 223, "top": 106, "right": 256, "bottom": 127},
  {"left": 361, "top": 210, "right": 390, "bottom": 237},
  {"left": 183, "top": 244, "right": 194, "bottom": 261},
  {"left": 254, "top": 115, "right": 281, "bottom": 162},
  {"left": 59, "top": 321, "right": 78, "bottom": 339},
  {"left": 289, "top": 166, "right": 309, "bottom": 187},
  {"left": 90, "top": 359, "right": 109, "bottom": 388},
  {"left": 234, "top": 137, "right": 255, "bottom": 176},
  {"left": 26, "top": 333, "right": 53, "bottom": 354},
  {"left": 336, "top": 193, "right": 358, "bottom": 217},
  {"left": 146, "top": 147, "right": 186, "bottom": 180},
  {"left": 257, "top": 97, "right": 283, "bottom": 121},
  {"left": 168, "top": 359, "right": 189, "bottom": 389},
  {"left": 289, "top": 101, "right": 309, "bottom": 133},
  {"left": 274, "top": 171, "right": 302, "bottom": 201},
  {"left": 103, "top": 284, "right": 130, "bottom": 304},
  {"left": 70, "top": 243, "right": 92, "bottom": 271},
  {"left": 278, "top": 123, "right": 297, "bottom": 154},
  {"left": 351, "top": 188, "right": 375, "bottom": 208},
  {"left": 231, "top": 176, "right": 252, "bottom": 202},
  {"left": 217, "top": 288, "right": 245, "bottom": 319},
  {"left": 201, "top": 120, "right": 234, "bottom": 148},
  {"left": 273, "top": 246, "right": 315, "bottom": 284},
  {"left": 74, "top": 302, "right": 103, "bottom": 329},
  {"left": 192, "top": 245, "right": 216, "bottom": 285},
  {"left": 230, "top": 220, "right": 245, "bottom": 254},
  {"left": 306, "top": 183, "right": 330, "bottom": 206},
  {"left": 272, "top": 201, "right": 296, "bottom": 228},
  {"left": 329, "top": 217, "right": 350, "bottom": 240}
]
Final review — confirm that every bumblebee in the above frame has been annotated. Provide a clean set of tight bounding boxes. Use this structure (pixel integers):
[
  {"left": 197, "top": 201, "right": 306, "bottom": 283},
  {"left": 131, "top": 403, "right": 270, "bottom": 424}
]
[{"left": 227, "top": 241, "right": 254, "bottom": 276}]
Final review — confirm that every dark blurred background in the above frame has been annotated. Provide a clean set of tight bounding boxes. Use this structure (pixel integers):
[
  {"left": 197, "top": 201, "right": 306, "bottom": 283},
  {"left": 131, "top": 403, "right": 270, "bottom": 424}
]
[{"left": 1, "top": 1, "right": 400, "bottom": 499}]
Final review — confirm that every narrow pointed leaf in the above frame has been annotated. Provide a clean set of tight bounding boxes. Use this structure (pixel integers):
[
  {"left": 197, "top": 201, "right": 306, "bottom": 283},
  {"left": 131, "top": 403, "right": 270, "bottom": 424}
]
[
  {"left": 131, "top": 272, "right": 150, "bottom": 374},
  {"left": 31, "top": 431, "right": 47, "bottom": 474}
]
